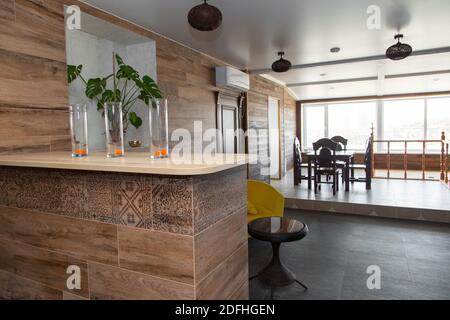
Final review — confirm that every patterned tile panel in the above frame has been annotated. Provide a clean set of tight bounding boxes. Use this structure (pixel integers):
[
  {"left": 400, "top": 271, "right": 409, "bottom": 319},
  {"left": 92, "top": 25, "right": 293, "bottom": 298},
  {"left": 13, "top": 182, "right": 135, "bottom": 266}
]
[
  {"left": 0, "top": 167, "right": 9, "bottom": 206},
  {"left": 54, "top": 170, "right": 87, "bottom": 219},
  {"left": 85, "top": 173, "right": 114, "bottom": 224},
  {"left": 7, "top": 167, "right": 62, "bottom": 213},
  {"left": 0, "top": 166, "right": 250, "bottom": 232},
  {"left": 142, "top": 176, "right": 153, "bottom": 229},
  {"left": 113, "top": 177, "right": 145, "bottom": 228},
  {"left": 193, "top": 167, "right": 247, "bottom": 234},
  {"left": 152, "top": 176, "right": 194, "bottom": 235}
]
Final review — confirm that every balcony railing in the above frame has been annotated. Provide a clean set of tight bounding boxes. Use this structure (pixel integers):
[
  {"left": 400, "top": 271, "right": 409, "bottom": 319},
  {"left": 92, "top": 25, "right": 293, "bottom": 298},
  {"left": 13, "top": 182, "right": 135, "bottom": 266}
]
[
  {"left": 445, "top": 139, "right": 449, "bottom": 187},
  {"left": 370, "top": 130, "right": 447, "bottom": 182}
]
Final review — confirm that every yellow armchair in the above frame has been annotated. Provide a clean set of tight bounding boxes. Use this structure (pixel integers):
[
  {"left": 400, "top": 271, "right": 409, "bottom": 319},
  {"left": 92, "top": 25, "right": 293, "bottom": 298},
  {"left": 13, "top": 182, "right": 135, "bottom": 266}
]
[{"left": 247, "top": 180, "right": 285, "bottom": 224}]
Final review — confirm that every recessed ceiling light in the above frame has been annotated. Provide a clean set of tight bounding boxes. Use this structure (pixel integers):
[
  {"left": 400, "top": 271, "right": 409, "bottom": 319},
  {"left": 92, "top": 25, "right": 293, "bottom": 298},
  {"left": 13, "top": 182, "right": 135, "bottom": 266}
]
[{"left": 330, "top": 47, "right": 341, "bottom": 53}]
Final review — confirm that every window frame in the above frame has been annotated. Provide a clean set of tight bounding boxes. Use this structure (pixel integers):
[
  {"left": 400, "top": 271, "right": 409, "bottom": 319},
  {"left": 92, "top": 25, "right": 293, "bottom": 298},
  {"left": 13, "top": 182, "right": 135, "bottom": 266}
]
[{"left": 302, "top": 95, "right": 450, "bottom": 153}]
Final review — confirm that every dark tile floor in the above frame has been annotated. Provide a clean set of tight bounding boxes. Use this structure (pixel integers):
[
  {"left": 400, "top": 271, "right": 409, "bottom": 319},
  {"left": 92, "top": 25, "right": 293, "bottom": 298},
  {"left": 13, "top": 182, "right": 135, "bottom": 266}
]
[{"left": 249, "top": 209, "right": 450, "bottom": 300}]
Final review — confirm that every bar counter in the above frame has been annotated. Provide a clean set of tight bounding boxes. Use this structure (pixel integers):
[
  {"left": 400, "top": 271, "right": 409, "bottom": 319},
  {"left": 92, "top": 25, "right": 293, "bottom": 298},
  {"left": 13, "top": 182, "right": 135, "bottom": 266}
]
[{"left": 0, "top": 152, "right": 249, "bottom": 300}]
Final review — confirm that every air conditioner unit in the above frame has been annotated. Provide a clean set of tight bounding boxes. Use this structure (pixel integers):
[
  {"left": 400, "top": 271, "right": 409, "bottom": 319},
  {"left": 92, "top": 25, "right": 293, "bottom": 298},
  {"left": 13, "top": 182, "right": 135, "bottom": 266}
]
[{"left": 216, "top": 66, "right": 250, "bottom": 92}]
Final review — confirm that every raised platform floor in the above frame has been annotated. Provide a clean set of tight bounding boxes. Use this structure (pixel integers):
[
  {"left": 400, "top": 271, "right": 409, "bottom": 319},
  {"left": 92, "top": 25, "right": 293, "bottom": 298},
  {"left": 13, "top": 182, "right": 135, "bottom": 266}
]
[{"left": 271, "top": 170, "right": 450, "bottom": 224}]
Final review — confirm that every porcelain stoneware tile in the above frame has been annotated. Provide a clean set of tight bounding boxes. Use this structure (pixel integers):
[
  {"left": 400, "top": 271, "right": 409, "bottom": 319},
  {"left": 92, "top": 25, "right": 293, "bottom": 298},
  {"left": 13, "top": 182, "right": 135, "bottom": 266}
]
[
  {"left": 193, "top": 167, "right": 247, "bottom": 234},
  {"left": 152, "top": 176, "right": 194, "bottom": 235}
]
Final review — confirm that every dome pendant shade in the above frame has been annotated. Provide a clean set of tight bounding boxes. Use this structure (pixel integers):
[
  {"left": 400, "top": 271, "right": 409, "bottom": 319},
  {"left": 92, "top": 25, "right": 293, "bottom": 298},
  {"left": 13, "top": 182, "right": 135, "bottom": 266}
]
[
  {"left": 188, "top": 0, "right": 223, "bottom": 31},
  {"left": 386, "top": 34, "right": 413, "bottom": 61},
  {"left": 272, "top": 52, "right": 292, "bottom": 73}
]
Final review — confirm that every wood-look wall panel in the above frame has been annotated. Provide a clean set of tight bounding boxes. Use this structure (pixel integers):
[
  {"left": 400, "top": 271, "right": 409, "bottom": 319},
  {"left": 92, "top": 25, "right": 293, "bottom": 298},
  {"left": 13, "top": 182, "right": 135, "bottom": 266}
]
[
  {"left": 0, "top": 107, "right": 69, "bottom": 139},
  {"left": 246, "top": 74, "right": 297, "bottom": 181},
  {"left": 0, "top": 0, "right": 15, "bottom": 21},
  {"left": 247, "top": 88, "right": 270, "bottom": 182},
  {"left": 0, "top": 14, "right": 66, "bottom": 63},
  {"left": 194, "top": 208, "right": 247, "bottom": 283},
  {"left": 0, "top": 269, "right": 63, "bottom": 300},
  {"left": 88, "top": 262, "right": 195, "bottom": 300},
  {"left": 50, "top": 135, "right": 72, "bottom": 151},
  {"left": 15, "top": 0, "right": 65, "bottom": 45},
  {"left": 118, "top": 226, "right": 194, "bottom": 285},
  {"left": 0, "top": 136, "right": 52, "bottom": 155},
  {"left": 284, "top": 90, "right": 296, "bottom": 171},
  {"left": 0, "top": 0, "right": 69, "bottom": 153},
  {"left": 0, "top": 238, "right": 89, "bottom": 298},
  {"left": 0, "top": 49, "right": 66, "bottom": 85},
  {"left": 0, "top": 45, "right": 67, "bottom": 110},
  {"left": 63, "top": 291, "right": 88, "bottom": 300},
  {"left": 229, "top": 281, "right": 249, "bottom": 300},
  {"left": 195, "top": 243, "right": 248, "bottom": 300},
  {"left": 0, "top": 206, "right": 119, "bottom": 265}
]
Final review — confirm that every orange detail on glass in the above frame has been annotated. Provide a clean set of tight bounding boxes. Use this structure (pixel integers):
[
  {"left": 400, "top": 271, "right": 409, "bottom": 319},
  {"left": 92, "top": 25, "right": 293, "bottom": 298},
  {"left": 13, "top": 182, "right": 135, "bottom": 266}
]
[
  {"left": 115, "top": 149, "right": 123, "bottom": 156},
  {"left": 75, "top": 149, "right": 87, "bottom": 156}
]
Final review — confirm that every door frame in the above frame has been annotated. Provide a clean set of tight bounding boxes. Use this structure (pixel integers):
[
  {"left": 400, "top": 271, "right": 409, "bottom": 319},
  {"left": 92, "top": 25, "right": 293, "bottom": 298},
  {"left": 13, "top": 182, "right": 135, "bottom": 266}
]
[
  {"left": 216, "top": 92, "right": 243, "bottom": 154},
  {"left": 268, "top": 96, "right": 282, "bottom": 180}
]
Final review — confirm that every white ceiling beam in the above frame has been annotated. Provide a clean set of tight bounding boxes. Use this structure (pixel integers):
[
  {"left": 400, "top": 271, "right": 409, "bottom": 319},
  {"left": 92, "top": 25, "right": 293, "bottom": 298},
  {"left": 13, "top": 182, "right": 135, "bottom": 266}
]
[
  {"left": 250, "top": 47, "right": 450, "bottom": 74},
  {"left": 287, "top": 69, "right": 450, "bottom": 87}
]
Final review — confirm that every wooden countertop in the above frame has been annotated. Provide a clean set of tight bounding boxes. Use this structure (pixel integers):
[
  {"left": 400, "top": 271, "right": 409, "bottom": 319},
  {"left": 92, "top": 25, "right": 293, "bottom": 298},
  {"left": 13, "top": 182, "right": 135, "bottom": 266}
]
[{"left": 0, "top": 152, "right": 251, "bottom": 176}]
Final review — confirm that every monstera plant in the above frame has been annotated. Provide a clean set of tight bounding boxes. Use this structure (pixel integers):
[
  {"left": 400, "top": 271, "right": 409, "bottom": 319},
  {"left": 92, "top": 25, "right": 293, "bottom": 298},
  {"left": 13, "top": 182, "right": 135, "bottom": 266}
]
[{"left": 67, "top": 53, "right": 162, "bottom": 132}]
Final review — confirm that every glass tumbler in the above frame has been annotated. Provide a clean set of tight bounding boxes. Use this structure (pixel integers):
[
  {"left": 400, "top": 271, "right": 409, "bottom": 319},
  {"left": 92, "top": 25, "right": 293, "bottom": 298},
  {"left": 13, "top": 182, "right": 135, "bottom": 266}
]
[
  {"left": 104, "top": 102, "right": 124, "bottom": 158},
  {"left": 149, "top": 99, "right": 169, "bottom": 159},
  {"left": 69, "top": 104, "right": 88, "bottom": 157}
]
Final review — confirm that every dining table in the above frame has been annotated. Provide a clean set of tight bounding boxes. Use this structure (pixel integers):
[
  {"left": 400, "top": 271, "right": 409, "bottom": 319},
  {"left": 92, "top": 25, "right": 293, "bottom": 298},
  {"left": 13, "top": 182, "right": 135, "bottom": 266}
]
[{"left": 306, "top": 150, "right": 356, "bottom": 192}]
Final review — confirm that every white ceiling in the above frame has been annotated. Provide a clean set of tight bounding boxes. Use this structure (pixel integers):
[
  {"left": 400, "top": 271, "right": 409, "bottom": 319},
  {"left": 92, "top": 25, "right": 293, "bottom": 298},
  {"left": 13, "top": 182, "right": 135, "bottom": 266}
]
[{"left": 82, "top": 0, "right": 450, "bottom": 99}]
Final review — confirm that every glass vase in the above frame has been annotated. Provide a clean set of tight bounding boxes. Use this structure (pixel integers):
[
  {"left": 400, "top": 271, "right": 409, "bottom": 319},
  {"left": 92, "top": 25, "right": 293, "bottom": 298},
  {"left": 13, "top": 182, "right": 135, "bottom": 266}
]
[
  {"left": 104, "top": 102, "right": 124, "bottom": 158},
  {"left": 69, "top": 104, "right": 89, "bottom": 157},
  {"left": 149, "top": 99, "right": 169, "bottom": 159}
]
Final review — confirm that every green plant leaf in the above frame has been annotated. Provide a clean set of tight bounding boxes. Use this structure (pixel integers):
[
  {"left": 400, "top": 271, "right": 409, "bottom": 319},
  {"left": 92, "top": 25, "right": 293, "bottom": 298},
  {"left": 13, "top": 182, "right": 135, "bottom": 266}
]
[
  {"left": 138, "top": 75, "right": 162, "bottom": 105},
  {"left": 85, "top": 78, "right": 107, "bottom": 99},
  {"left": 96, "top": 89, "right": 122, "bottom": 110},
  {"left": 117, "top": 64, "right": 140, "bottom": 81},
  {"left": 129, "top": 112, "right": 143, "bottom": 129},
  {"left": 67, "top": 65, "right": 83, "bottom": 84},
  {"left": 115, "top": 54, "right": 125, "bottom": 66}
]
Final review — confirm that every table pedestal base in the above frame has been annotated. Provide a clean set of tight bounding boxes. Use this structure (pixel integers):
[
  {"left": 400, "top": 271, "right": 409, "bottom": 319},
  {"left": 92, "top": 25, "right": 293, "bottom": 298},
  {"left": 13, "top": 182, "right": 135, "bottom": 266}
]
[{"left": 250, "top": 242, "right": 307, "bottom": 299}]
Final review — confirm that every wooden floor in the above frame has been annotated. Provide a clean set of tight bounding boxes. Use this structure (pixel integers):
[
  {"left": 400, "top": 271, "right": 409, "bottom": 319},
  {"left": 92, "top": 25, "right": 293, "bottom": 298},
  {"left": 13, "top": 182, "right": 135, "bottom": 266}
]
[{"left": 271, "top": 170, "right": 450, "bottom": 224}]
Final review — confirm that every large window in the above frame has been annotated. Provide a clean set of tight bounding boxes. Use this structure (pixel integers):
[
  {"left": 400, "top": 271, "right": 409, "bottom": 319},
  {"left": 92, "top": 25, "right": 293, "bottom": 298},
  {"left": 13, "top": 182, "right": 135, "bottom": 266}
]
[
  {"left": 383, "top": 99, "right": 424, "bottom": 140},
  {"left": 328, "top": 102, "right": 377, "bottom": 149},
  {"left": 427, "top": 97, "right": 450, "bottom": 150},
  {"left": 302, "top": 95, "right": 450, "bottom": 152},
  {"left": 303, "top": 105, "right": 325, "bottom": 148},
  {"left": 303, "top": 101, "right": 377, "bottom": 150}
]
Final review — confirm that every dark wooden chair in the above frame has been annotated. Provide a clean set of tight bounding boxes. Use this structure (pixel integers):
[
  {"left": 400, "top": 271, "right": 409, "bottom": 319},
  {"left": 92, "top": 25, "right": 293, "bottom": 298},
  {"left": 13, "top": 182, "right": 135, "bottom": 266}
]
[
  {"left": 331, "top": 136, "right": 349, "bottom": 183},
  {"left": 349, "top": 138, "right": 373, "bottom": 190},
  {"left": 313, "top": 138, "right": 341, "bottom": 195},
  {"left": 293, "top": 137, "right": 309, "bottom": 185},
  {"left": 331, "top": 136, "right": 348, "bottom": 151}
]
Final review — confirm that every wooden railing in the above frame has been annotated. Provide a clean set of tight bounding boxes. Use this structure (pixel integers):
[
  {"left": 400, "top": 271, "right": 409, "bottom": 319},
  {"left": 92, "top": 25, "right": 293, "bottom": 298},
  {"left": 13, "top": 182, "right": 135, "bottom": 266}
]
[
  {"left": 445, "top": 139, "right": 449, "bottom": 187},
  {"left": 370, "top": 129, "right": 447, "bottom": 181}
]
